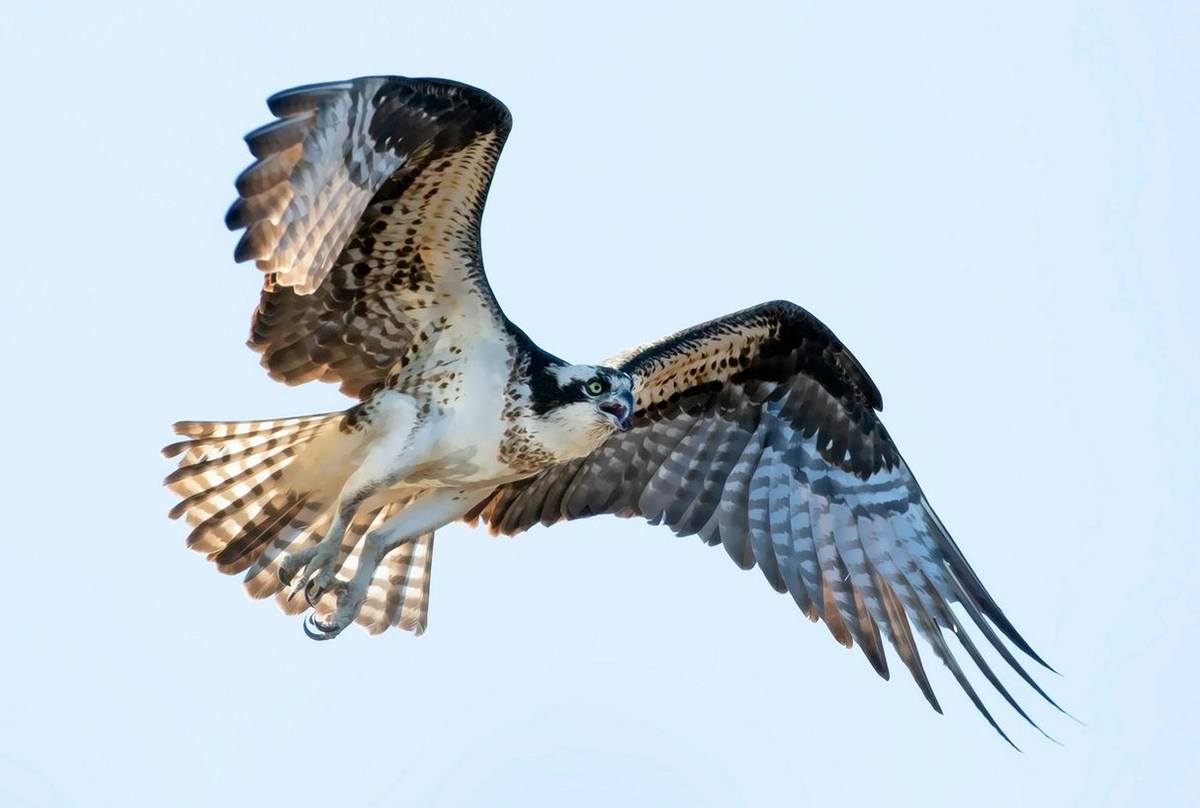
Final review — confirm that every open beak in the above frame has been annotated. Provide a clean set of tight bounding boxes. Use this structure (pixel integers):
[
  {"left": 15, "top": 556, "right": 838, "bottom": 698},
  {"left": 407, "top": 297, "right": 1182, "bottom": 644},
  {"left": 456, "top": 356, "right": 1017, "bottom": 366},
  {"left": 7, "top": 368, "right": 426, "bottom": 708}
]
[{"left": 598, "top": 391, "right": 634, "bottom": 431}]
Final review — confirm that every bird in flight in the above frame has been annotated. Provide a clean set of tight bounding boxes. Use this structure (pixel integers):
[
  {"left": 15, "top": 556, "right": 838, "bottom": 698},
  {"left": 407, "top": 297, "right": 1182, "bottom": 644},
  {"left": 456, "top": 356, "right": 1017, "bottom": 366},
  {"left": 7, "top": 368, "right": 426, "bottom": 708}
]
[{"left": 164, "top": 76, "right": 1061, "bottom": 742}]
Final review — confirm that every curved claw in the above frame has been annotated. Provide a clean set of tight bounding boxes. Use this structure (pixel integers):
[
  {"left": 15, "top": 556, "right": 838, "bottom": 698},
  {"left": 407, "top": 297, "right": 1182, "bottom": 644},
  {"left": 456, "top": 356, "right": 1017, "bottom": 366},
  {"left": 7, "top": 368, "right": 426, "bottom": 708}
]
[
  {"left": 280, "top": 546, "right": 339, "bottom": 602},
  {"left": 302, "top": 613, "right": 343, "bottom": 642},
  {"left": 304, "top": 579, "right": 325, "bottom": 608},
  {"left": 278, "top": 558, "right": 300, "bottom": 587},
  {"left": 286, "top": 571, "right": 311, "bottom": 603},
  {"left": 279, "top": 551, "right": 314, "bottom": 594},
  {"left": 304, "top": 575, "right": 346, "bottom": 608}
]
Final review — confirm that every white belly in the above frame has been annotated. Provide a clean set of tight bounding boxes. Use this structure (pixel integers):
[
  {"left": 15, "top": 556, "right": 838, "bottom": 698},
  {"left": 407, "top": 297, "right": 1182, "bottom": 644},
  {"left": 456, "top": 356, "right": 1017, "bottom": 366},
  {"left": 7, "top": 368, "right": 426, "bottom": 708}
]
[{"left": 364, "top": 330, "right": 525, "bottom": 489}]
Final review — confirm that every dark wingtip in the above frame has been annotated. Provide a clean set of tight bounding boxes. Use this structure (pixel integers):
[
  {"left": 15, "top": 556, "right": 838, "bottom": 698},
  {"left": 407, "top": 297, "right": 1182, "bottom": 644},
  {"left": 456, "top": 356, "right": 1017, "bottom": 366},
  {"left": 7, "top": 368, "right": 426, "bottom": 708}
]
[
  {"left": 232, "top": 226, "right": 265, "bottom": 262},
  {"left": 162, "top": 466, "right": 193, "bottom": 485},
  {"left": 923, "top": 501, "right": 1060, "bottom": 675},
  {"left": 1011, "top": 638, "right": 1058, "bottom": 675},
  {"left": 267, "top": 81, "right": 355, "bottom": 117},
  {"left": 224, "top": 199, "right": 246, "bottom": 231},
  {"left": 1062, "top": 709, "right": 1088, "bottom": 728}
]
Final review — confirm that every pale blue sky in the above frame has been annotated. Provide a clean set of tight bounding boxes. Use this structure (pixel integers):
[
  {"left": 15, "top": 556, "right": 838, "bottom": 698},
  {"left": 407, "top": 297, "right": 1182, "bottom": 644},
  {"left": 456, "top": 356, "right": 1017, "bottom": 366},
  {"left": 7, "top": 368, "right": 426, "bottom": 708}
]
[{"left": 2, "top": 2, "right": 1197, "bottom": 806}]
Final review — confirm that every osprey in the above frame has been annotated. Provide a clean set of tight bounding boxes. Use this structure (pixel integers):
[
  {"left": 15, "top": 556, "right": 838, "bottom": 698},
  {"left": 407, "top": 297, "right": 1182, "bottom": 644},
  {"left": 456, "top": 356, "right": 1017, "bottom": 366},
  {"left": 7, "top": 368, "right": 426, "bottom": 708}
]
[{"left": 164, "top": 76, "right": 1059, "bottom": 742}]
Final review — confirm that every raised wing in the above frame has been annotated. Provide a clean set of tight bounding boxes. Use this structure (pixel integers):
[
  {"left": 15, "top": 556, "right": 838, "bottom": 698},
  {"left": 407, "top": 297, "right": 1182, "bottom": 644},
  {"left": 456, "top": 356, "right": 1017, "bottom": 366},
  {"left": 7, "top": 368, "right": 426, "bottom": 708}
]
[
  {"left": 471, "top": 300, "right": 1062, "bottom": 743},
  {"left": 226, "top": 76, "right": 513, "bottom": 399}
]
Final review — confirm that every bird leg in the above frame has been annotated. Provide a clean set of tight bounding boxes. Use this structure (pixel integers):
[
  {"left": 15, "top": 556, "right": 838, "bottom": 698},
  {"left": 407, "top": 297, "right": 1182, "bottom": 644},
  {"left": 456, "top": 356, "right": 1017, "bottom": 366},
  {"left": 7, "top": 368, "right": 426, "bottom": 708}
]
[
  {"left": 303, "top": 528, "right": 392, "bottom": 641},
  {"left": 279, "top": 390, "right": 424, "bottom": 606},
  {"left": 279, "top": 501, "right": 359, "bottom": 606},
  {"left": 303, "top": 487, "right": 486, "bottom": 640},
  {"left": 280, "top": 464, "right": 396, "bottom": 604}
]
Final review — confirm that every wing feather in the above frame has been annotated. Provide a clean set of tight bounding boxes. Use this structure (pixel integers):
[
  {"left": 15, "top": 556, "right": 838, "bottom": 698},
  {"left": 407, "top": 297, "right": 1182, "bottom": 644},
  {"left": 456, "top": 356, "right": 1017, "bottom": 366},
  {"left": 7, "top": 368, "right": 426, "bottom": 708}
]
[
  {"left": 740, "top": 419, "right": 784, "bottom": 586},
  {"left": 830, "top": 487, "right": 891, "bottom": 678},
  {"left": 678, "top": 395, "right": 759, "bottom": 539},
  {"left": 783, "top": 440, "right": 826, "bottom": 622},
  {"left": 810, "top": 492, "right": 858, "bottom": 648},
  {"left": 226, "top": 76, "right": 513, "bottom": 399},
  {"left": 663, "top": 413, "right": 726, "bottom": 530},
  {"left": 475, "top": 300, "right": 1057, "bottom": 739}
]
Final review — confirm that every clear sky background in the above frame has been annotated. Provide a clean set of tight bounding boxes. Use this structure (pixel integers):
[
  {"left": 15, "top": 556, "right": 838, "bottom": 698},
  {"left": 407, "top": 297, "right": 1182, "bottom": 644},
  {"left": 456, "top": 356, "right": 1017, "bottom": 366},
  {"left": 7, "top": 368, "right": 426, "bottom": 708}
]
[{"left": 2, "top": 2, "right": 1197, "bottom": 806}]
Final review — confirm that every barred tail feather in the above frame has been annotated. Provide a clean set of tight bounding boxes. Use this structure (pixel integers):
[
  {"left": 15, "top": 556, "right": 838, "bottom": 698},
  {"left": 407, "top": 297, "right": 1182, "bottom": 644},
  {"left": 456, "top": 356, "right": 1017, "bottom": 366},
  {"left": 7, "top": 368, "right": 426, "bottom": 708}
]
[
  {"left": 163, "top": 411, "right": 434, "bottom": 635},
  {"left": 164, "top": 413, "right": 339, "bottom": 574}
]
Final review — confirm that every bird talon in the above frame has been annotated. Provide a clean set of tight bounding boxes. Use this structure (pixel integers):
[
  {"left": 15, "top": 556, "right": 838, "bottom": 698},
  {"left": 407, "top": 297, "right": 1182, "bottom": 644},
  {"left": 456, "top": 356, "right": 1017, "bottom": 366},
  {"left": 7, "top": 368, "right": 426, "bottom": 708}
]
[
  {"left": 303, "top": 613, "right": 339, "bottom": 641},
  {"left": 279, "top": 548, "right": 315, "bottom": 589},
  {"left": 278, "top": 559, "right": 300, "bottom": 588},
  {"left": 304, "top": 571, "right": 346, "bottom": 607},
  {"left": 305, "top": 578, "right": 327, "bottom": 608},
  {"left": 279, "top": 545, "right": 338, "bottom": 601},
  {"left": 287, "top": 570, "right": 312, "bottom": 602}
]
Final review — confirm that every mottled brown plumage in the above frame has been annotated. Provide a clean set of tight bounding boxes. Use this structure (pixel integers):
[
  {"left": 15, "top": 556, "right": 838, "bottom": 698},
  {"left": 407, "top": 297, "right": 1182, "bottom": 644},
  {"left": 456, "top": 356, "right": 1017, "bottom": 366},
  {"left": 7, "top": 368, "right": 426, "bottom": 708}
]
[{"left": 230, "top": 77, "right": 512, "bottom": 399}]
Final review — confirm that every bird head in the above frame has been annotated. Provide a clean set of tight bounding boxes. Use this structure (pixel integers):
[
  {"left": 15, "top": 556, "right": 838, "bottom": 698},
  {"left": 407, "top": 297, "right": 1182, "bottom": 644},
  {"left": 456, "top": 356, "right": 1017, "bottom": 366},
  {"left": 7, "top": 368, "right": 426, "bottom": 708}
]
[{"left": 544, "top": 363, "right": 635, "bottom": 435}]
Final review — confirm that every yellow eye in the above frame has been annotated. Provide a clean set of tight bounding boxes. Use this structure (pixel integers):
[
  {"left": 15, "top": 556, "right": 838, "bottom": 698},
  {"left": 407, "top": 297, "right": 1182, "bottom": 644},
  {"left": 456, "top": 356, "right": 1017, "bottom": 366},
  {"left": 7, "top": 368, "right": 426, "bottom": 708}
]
[{"left": 586, "top": 379, "right": 605, "bottom": 395}]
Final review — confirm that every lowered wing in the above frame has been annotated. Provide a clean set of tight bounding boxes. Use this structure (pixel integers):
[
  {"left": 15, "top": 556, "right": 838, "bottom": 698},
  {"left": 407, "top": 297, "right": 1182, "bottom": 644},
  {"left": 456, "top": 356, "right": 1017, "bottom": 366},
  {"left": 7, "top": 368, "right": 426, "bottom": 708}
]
[{"left": 472, "top": 300, "right": 1063, "bottom": 743}]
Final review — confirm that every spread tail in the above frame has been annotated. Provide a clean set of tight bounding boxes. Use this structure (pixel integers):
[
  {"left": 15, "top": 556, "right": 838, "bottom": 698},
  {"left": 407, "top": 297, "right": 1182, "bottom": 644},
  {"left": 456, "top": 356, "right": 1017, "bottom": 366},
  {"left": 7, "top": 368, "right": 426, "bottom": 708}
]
[{"left": 162, "top": 412, "right": 434, "bottom": 634}]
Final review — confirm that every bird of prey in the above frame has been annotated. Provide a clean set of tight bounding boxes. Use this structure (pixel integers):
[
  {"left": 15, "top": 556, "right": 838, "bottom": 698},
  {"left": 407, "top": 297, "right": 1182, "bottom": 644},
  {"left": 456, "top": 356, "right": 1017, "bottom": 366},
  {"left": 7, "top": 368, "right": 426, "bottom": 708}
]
[{"left": 164, "top": 75, "right": 1060, "bottom": 742}]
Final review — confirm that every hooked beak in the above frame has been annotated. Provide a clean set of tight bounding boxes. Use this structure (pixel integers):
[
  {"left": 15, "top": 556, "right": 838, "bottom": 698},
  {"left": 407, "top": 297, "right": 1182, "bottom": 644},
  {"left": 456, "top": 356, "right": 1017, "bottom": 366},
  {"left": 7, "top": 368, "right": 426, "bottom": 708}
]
[{"left": 598, "top": 390, "right": 634, "bottom": 431}]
